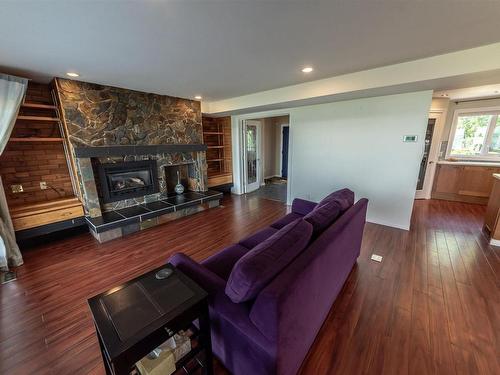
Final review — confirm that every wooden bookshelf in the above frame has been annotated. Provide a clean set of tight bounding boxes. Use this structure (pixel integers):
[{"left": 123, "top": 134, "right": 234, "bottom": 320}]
[
  {"left": 10, "top": 197, "right": 84, "bottom": 231},
  {"left": 202, "top": 116, "right": 233, "bottom": 188},
  {"left": 0, "top": 81, "right": 83, "bottom": 236}
]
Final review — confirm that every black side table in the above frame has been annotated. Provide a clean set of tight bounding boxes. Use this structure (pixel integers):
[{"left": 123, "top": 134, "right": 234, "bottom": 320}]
[{"left": 88, "top": 264, "right": 213, "bottom": 375}]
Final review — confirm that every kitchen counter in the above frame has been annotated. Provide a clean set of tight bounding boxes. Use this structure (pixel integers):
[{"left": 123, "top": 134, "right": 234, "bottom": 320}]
[
  {"left": 437, "top": 160, "right": 500, "bottom": 167},
  {"left": 432, "top": 162, "right": 500, "bottom": 205}
]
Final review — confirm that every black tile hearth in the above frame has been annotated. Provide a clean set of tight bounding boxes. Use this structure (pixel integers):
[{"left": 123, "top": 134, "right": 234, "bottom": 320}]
[
  {"left": 162, "top": 192, "right": 203, "bottom": 208},
  {"left": 200, "top": 190, "right": 224, "bottom": 203},
  {"left": 85, "top": 191, "right": 222, "bottom": 235},
  {"left": 141, "top": 200, "right": 173, "bottom": 211},
  {"left": 140, "top": 200, "right": 174, "bottom": 220},
  {"left": 116, "top": 205, "right": 150, "bottom": 218},
  {"left": 86, "top": 211, "right": 134, "bottom": 232}
]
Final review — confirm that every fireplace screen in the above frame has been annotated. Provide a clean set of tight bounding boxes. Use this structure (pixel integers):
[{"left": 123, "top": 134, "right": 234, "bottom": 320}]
[{"left": 97, "top": 160, "right": 159, "bottom": 203}]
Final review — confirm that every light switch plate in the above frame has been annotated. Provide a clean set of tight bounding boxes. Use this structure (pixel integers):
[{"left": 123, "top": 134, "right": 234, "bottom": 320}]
[
  {"left": 403, "top": 135, "right": 418, "bottom": 142},
  {"left": 40, "top": 181, "right": 48, "bottom": 190},
  {"left": 371, "top": 254, "right": 383, "bottom": 262}
]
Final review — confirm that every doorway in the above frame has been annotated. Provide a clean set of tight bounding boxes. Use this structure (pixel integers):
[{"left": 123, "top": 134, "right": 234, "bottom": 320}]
[
  {"left": 281, "top": 125, "right": 289, "bottom": 179},
  {"left": 415, "top": 112, "right": 443, "bottom": 199},
  {"left": 242, "top": 115, "right": 289, "bottom": 202}
]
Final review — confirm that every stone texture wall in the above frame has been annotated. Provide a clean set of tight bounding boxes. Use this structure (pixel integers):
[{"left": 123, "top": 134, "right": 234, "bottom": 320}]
[
  {"left": 54, "top": 78, "right": 207, "bottom": 217},
  {"left": 55, "top": 78, "right": 202, "bottom": 147}
]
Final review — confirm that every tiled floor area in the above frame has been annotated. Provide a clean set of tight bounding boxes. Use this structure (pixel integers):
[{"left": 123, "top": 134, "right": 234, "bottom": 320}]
[{"left": 247, "top": 178, "right": 287, "bottom": 203}]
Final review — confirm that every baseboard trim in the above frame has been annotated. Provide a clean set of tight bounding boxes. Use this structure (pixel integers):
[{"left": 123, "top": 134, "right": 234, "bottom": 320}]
[
  {"left": 366, "top": 219, "right": 410, "bottom": 231},
  {"left": 490, "top": 238, "right": 500, "bottom": 247},
  {"left": 264, "top": 175, "right": 282, "bottom": 180}
]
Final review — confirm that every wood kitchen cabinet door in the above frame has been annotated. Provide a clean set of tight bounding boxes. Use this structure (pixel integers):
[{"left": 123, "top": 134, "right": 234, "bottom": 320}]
[
  {"left": 433, "top": 165, "right": 461, "bottom": 194},
  {"left": 458, "top": 167, "right": 499, "bottom": 197}
]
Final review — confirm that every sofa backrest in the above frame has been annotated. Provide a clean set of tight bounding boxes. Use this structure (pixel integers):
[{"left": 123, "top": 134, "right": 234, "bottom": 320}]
[{"left": 249, "top": 198, "right": 368, "bottom": 375}]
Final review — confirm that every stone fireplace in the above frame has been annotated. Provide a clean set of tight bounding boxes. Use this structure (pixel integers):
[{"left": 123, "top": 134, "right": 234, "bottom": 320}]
[{"left": 54, "top": 78, "right": 222, "bottom": 242}]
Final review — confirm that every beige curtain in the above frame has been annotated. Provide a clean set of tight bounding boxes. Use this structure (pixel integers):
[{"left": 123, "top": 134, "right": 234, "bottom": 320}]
[{"left": 0, "top": 73, "right": 28, "bottom": 270}]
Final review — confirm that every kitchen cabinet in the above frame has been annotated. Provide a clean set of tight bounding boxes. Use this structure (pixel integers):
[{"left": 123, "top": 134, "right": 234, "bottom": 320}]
[
  {"left": 433, "top": 164, "right": 460, "bottom": 194},
  {"left": 484, "top": 174, "right": 500, "bottom": 245},
  {"left": 432, "top": 164, "right": 500, "bottom": 204}
]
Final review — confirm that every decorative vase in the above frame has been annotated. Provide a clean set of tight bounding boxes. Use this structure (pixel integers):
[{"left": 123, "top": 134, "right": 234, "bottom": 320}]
[{"left": 175, "top": 170, "right": 185, "bottom": 195}]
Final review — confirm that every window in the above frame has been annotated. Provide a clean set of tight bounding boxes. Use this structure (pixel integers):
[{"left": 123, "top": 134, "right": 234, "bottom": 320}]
[{"left": 448, "top": 108, "right": 500, "bottom": 159}]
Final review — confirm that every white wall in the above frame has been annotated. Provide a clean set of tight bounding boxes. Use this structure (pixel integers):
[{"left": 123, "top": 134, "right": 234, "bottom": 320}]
[
  {"left": 290, "top": 91, "right": 432, "bottom": 229},
  {"left": 232, "top": 90, "right": 433, "bottom": 230}
]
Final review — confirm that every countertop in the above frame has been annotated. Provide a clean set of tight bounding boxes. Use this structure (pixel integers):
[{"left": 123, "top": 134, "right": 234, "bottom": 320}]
[{"left": 437, "top": 160, "right": 500, "bottom": 167}]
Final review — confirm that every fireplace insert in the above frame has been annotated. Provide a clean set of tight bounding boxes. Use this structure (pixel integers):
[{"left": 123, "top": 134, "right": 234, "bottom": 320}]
[{"left": 97, "top": 160, "right": 159, "bottom": 203}]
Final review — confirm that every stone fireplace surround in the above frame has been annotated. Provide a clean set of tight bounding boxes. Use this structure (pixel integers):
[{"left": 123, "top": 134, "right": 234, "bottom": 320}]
[
  {"left": 53, "top": 78, "right": 223, "bottom": 242},
  {"left": 74, "top": 144, "right": 222, "bottom": 243}
]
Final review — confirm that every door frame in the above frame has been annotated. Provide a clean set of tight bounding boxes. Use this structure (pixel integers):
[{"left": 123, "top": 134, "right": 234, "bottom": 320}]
[
  {"left": 242, "top": 119, "right": 262, "bottom": 193},
  {"left": 231, "top": 111, "right": 293, "bottom": 204},
  {"left": 279, "top": 124, "right": 289, "bottom": 178},
  {"left": 415, "top": 110, "right": 445, "bottom": 199}
]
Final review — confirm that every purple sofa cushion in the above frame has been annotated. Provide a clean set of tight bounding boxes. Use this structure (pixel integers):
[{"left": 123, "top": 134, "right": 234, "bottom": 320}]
[
  {"left": 304, "top": 188, "right": 355, "bottom": 235},
  {"left": 225, "top": 219, "right": 313, "bottom": 303},
  {"left": 202, "top": 244, "right": 249, "bottom": 281},
  {"left": 291, "top": 198, "right": 317, "bottom": 216},
  {"left": 321, "top": 188, "right": 355, "bottom": 212},
  {"left": 239, "top": 227, "right": 278, "bottom": 249},
  {"left": 270, "top": 212, "right": 302, "bottom": 230}
]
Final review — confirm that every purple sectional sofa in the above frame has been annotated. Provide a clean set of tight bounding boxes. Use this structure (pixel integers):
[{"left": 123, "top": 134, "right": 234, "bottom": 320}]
[{"left": 170, "top": 189, "right": 368, "bottom": 375}]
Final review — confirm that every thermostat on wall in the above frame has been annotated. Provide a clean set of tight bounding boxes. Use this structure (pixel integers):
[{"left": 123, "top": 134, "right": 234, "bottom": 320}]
[{"left": 403, "top": 135, "right": 418, "bottom": 142}]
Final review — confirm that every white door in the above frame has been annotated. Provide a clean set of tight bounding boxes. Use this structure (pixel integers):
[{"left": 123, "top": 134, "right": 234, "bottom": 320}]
[
  {"left": 243, "top": 120, "right": 261, "bottom": 193},
  {"left": 415, "top": 111, "right": 443, "bottom": 199}
]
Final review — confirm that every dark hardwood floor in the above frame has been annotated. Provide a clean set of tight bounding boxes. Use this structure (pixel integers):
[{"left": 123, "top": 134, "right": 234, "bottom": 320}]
[{"left": 1, "top": 195, "right": 499, "bottom": 375}]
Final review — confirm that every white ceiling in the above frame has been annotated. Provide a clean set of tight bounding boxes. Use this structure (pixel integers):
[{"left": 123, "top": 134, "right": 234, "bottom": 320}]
[{"left": 1, "top": 0, "right": 500, "bottom": 101}]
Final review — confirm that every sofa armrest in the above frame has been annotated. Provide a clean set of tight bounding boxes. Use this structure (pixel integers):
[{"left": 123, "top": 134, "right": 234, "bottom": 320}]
[
  {"left": 169, "top": 253, "right": 226, "bottom": 295},
  {"left": 291, "top": 198, "right": 317, "bottom": 216},
  {"left": 169, "top": 253, "right": 274, "bottom": 353}
]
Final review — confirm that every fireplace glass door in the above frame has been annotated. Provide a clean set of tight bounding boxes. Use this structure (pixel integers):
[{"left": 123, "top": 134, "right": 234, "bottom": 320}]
[{"left": 98, "top": 160, "right": 159, "bottom": 203}]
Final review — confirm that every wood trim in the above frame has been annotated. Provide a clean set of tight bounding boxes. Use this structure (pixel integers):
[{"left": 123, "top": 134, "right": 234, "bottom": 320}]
[
  {"left": 207, "top": 173, "right": 232, "bottom": 187},
  {"left": 430, "top": 192, "right": 489, "bottom": 205},
  {"left": 17, "top": 115, "right": 59, "bottom": 122},
  {"left": 52, "top": 79, "right": 82, "bottom": 200},
  {"left": 21, "top": 103, "right": 57, "bottom": 110},
  {"left": 10, "top": 197, "right": 84, "bottom": 231},
  {"left": 9, "top": 137, "right": 64, "bottom": 142}
]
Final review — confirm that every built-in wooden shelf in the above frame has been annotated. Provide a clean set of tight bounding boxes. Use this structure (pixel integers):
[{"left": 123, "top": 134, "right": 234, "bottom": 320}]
[
  {"left": 21, "top": 102, "right": 57, "bottom": 110},
  {"left": 9, "top": 137, "right": 64, "bottom": 142},
  {"left": 17, "top": 115, "right": 60, "bottom": 122},
  {"left": 203, "top": 116, "right": 232, "bottom": 189},
  {"left": 10, "top": 197, "right": 84, "bottom": 231}
]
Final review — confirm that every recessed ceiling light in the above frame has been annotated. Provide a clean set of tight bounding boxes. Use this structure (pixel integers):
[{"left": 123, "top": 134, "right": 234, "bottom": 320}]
[
  {"left": 301, "top": 67, "right": 313, "bottom": 73},
  {"left": 440, "top": 93, "right": 448, "bottom": 97},
  {"left": 66, "top": 72, "right": 79, "bottom": 77},
  {"left": 194, "top": 95, "right": 202, "bottom": 100},
  {"left": 494, "top": 90, "right": 499, "bottom": 94}
]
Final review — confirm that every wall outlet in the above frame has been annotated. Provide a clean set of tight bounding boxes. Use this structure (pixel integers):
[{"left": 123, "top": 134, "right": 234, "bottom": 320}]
[
  {"left": 371, "top": 254, "right": 383, "bottom": 262},
  {"left": 40, "top": 181, "right": 48, "bottom": 190},
  {"left": 11, "top": 184, "right": 23, "bottom": 193}
]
